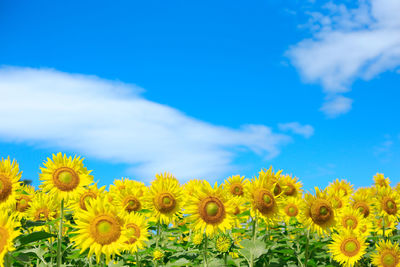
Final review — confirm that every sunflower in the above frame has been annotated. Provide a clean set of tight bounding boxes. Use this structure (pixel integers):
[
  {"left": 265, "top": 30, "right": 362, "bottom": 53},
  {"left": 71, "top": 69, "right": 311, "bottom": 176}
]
[
  {"left": 0, "top": 157, "right": 22, "bottom": 210},
  {"left": 395, "top": 182, "right": 400, "bottom": 194},
  {"left": 372, "top": 216, "right": 398, "bottom": 237},
  {"left": 215, "top": 234, "right": 232, "bottom": 253},
  {"left": 223, "top": 175, "right": 248, "bottom": 198},
  {"left": 245, "top": 172, "right": 282, "bottom": 225},
  {"left": 336, "top": 206, "right": 372, "bottom": 235},
  {"left": 109, "top": 178, "right": 146, "bottom": 200},
  {"left": 328, "top": 190, "right": 350, "bottom": 212},
  {"left": 110, "top": 184, "right": 144, "bottom": 214},
  {"left": 327, "top": 179, "right": 354, "bottom": 197},
  {"left": 191, "top": 231, "right": 203, "bottom": 245},
  {"left": 144, "top": 172, "right": 183, "bottom": 224},
  {"left": 71, "top": 183, "right": 106, "bottom": 212},
  {"left": 328, "top": 229, "right": 367, "bottom": 267},
  {"left": 282, "top": 197, "right": 303, "bottom": 225},
  {"left": 0, "top": 210, "right": 20, "bottom": 267},
  {"left": 13, "top": 184, "right": 35, "bottom": 219},
  {"left": 185, "top": 181, "right": 236, "bottom": 237},
  {"left": 230, "top": 196, "right": 248, "bottom": 226},
  {"left": 26, "top": 192, "right": 58, "bottom": 225},
  {"left": 300, "top": 187, "right": 336, "bottom": 236},
  {"left": 374, "top": 186, "right": 400, "bottom": 220},
  {"left": 122, "top": 212, "right": 149, "bottom": 253},
  {"left": 350, "top": 188, "right": 374, "bottom": 219},
  {"left": 281, "top": 174, "right": 303, "bottom": 198},
  {"left": 71, "top": 196, "right": 128, "bottom": 264},
  {"left": 39, "top": 153, "right": 93, "bottom": 203},
  {"left": 258, "top": 167, "right": 284, "bottom": 196},
  {"left": 374, "top": 173, "right": 391, "bottom": 188},
  {"left": 371, "top": 239, "right": 400, "bottom": 267}
]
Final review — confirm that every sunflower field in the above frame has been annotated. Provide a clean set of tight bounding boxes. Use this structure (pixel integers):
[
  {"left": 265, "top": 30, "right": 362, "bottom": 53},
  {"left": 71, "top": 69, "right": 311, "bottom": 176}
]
[{"left": 0, "top": 153, "right": 400, "bottom": 267}]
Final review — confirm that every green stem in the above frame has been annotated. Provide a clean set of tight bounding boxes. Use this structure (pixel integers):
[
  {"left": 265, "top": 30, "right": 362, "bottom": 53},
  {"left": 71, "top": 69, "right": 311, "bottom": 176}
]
[
  {"left": 304, "top": 230, "right": 310, "bottom": 267},
  {"left": 56, "top": 199, "right": 64, "bottom": 267},
  {"left": 250, "top": 218, "right": 257, "bottom": 267},
  {"left": 156, "top": 223, "right": 161, "bottom": 248},
  {"left": 136, "top": 251, "right": 141, "bottom": 267},
  {"left": 224, "top": 253, "right": 228, "bottom": 267},
  {"left": 203, "top": 235, "right": 208, "bottom": 267},
  {"left": 4, "top": 252, "right": 12, "bottom": 267}
]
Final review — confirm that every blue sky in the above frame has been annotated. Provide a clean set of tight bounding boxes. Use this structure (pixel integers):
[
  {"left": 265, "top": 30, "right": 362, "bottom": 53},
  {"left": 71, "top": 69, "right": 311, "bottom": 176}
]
[{"left": 0, "top": 0, "right": 399, "bottom": 190}]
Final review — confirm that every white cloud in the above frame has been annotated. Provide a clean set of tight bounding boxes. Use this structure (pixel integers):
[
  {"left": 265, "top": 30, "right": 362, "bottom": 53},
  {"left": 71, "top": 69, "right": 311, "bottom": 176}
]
[
  {"left": 320, "top": 95, "right": 353, "bottom": 118},
  {"left": 0, "top": 67, "right": 296, "bottom": 182},
  {"left": 287, "top": 0, "right": 400, "bottom": 116},
  {"left": 278, "top": 122, "right": 314, "bottom": 138}
]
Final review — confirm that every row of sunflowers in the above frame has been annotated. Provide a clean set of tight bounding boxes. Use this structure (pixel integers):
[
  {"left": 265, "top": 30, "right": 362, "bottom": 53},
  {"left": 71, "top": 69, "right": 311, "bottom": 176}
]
[{"left": 0, "top": 152, "right": 400, "bottom": 266}]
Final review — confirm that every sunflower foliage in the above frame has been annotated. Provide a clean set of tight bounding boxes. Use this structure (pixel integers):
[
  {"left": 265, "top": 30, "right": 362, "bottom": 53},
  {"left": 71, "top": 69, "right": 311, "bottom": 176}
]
[{"left": 0, "top": 154, "right": 400, "bottom": 267}]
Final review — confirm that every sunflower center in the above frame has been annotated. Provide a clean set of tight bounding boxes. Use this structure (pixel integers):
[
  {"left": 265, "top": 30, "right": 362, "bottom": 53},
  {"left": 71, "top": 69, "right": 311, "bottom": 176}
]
[
  {"left": 79, "top": 192, "right": 97, "bottom": 211},
  {"left": 126, "top": 223, "right": 141, "bottom": 244},
  {"left": 254, "top": 189, "right": 276, "bottom": 215},
  {"left": 90, "top": 214, "right": 121, "bottom": 245},
  {"left": 340, "top": 238, "right": 360, "bottom": 257},
  {"left": 354, "top": 202, "right": 370, "bottom": 218},
  {"left": 0, "top": 174, "right": 12, "bottom": 203},
  {"left": 206, "top": 202, "right": 219, "bottom": 216},
  {"left": 34, "top": 208, "right": 50, "bottom": 221},
  {"left": 52, "top": 167, "right": 80, "bottom": 192},
  {"left": 284, "top": 184, "right": 296, "bottom": 196},
  {"left": 0, "top": 227, "right": 10, "bottom": 253},
  {"left": 230, "top": 183, "right": 243, "bottom": 196},
  {"left": 198, "top": 196, "right": 226, "bottom": 224},
  {"left": 273, "top": 184, "right": 281, "bottom": 196},
  {"left": 342, "top": 215, "right": 358, "bottom": 229},
  {"left": 285, "top": 204, "right": 299, "bottom": 217},
  {"left": 310, "top": 199, "right": 334, "bottom": 225},
  {"left": 383, "top": 198, "right": 397, "bottom": 215},
  {"left": 123, "top": 196, "right": 141, "bottom": 212},
  {"left": 16, "top": 195, "right": 31, "bottom": 212},
  {"left": 155, "top": 192, "right": 176, "bottom": 213},
  {"left": 332, "top": 196, "right": 343, "bottom": 209},
  {"left": 381, "top": 251, "right": 398, "bottom": 267}
]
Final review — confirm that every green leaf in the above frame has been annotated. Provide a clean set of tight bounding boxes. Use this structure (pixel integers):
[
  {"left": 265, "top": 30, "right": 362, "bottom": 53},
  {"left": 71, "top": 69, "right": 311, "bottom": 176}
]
[{"left": 18, "top": 231, "right": 55, "bottom": 245}]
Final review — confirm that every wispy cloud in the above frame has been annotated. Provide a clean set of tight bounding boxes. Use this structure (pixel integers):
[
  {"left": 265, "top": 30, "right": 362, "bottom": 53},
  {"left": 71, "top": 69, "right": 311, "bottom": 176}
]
[
  {"left": 0, "top": 67, "right": 306, "bottom": 182},
  {"left": 287, "top": 0, "right": 400, "bottom": 117},
  {"left": 278, "top": 122, "right": 314, "bottom": 138}
]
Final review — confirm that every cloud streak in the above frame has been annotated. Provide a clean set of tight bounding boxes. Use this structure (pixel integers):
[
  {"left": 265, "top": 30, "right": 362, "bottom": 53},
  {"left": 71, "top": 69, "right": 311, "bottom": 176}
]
[
  {"left": 278, "top": 122, "right": 314, "bottom": 138},
  {"left": 287, "top": 0, "right": 400, "bottom": 117},
  {"left": 0, "top": 67, "right": 305, "bottom": 182}
]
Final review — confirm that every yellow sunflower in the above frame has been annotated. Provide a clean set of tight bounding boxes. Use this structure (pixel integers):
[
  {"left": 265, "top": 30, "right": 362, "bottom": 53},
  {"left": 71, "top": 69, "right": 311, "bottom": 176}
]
[
  {"left": 109, "top": 178, "right": 146, "bottom": 200},
  {"left": 71, "top": 183, "right": 106, "bottom": 212},
  {"left": 13, "top": 184, "right": 35, "bottom": 219},
  {"left": 185, "top": 181, "right": 236, "bottom": 237},
  {"left": 281, "top": 197, "right": 303, "bottom": 225},
  {"left": 328, "top": 190, "right": 350, "bottom": 212},
  {"left": 372, "top": 216, "right": 398, "bottom": 237},
  {"left": 258, "top": 167, "right": 284, "bottom": 196},
  {"left": 372, "top": 239, "right": 400, "bottom": 267},
  {"left": 328, "top": 229, "right": 367, "bottom": 267},
  {"left": 122, "top": 212, "right": 149, "bottom": 253},
  {"left": 336, "top": 206, "right": 372, "bottom": 235},
  {"left": 281, "top": 174, "right": 303, "bottom": 198},
  {"left": 39, "top": 153, "right": 93, "bottom": 203},
  {"left": 350, "top": 187, "right": 375, "bottom": 219},
  {"left": 71, "top": 196, "right": 128, "bottom": 264},
  {"left": 0, "top": 157, "right": 22, "bottom": 210},
  {"left": 26, "top": 192, "right": 58, "bottom": 232},
  {"left": 245, "top": 173, "right": 282, "bottom": 225},
  {"left": 374, "top": 173, "right": 391, "bottom": 188},
  {"left": 327, "top": 179, "right": 354, "bottom": 197},
  {"left": 223, "top": 175, "right": 248, "bottom": 198},
  {"left": 300, "top": 187, "right": 336, "bottom": 236},
  {"left": 144, "top": 172, "right": 183, "bottom": 224},
  {"left": 110, "top": 184, "right": 144, "bottom": 214},
  {"left": 374, "top": 186, "right": 400, "bottom": 220},
  {"left": 395, "top": 182, "right": 400, "bottom": 194},
  {"left": 0, "top": 210, "right": 20, "bottom": 267}
]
